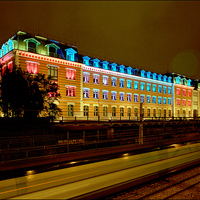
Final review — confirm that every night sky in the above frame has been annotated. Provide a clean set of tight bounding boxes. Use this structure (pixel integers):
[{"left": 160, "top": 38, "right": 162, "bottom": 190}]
[{"left": 1, "top": 1, "right": 200, "bottom": 79}]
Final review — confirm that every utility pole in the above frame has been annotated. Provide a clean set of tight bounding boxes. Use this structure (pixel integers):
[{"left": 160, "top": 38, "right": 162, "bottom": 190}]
[{"left": 139, "top": 103, "right": 143, "bottom": 144}]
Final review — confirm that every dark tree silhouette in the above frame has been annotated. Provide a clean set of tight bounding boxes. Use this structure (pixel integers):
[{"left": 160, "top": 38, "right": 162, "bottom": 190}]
[{"left": 0, "top": 61, "right": 61, "bottom": 119}]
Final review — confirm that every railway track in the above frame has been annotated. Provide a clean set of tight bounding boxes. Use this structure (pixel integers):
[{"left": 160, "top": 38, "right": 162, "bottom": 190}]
[{"left": 107, "top": 164, "right": 200, "bottom": 200}]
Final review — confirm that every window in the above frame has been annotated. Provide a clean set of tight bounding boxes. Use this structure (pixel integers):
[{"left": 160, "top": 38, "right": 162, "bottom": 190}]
[
  {"left": 163, "top": 97, "right": 167, "bottom": 105},
  {"left": 151, "top": 96, "right": 156, "bottom": 104},
  {"left": 111, "top": 77, "right": 117, "bottom": 86},
  {"left": 103, "top": 76, "right": 108, "bottom": 85},
  {"left": 141, "top": 82, "right": 145, "bottom": 91},
  {"left": 103, "top": 106, "right": 107, "bottom": 117},
  {"left": 158, "top": 85, "right": 162, "bottom": 93},
  {"left": 147, "top": 95, "right": 151, "bottom": 103},
  {"left": 82, "top": 56, "right": 90, "bottom": 66},
  {"left": 147, "top": 83, "right": 151, "bottom": 91},
  {"left": 134, "top": 108, "right": 138, "bottom": 117},
  {"left": 111, "top": 91, "right": 117, "bottom": 100},
  {"left": 66, "top": 68, "right": 76, "bottom": 80},
  {"left": 120, "top": 107, "right": 124, "bottom": 116},
  {"left": 83, "top": 72, "right": 90, "bottom": 83},
  {"left": 177, "top": 110, "right": 180, "bottom": 117},
  {"left": 8, "top": 61, "right": 13, "bottom": 73},
  {"left": 49, "top": 46, "right": 56, "bottom": 57},
  {"left": 83, "top": 88, "right": 89, "bottom": 98},
  {"left": 68, "top": 105, "right": 73, "bottom": 116},
  {"left": 119, "top": 65, "right": 125, "bottom": 73},
  {"left": 65, "top": 48, "right": 77, "bottom": 61},
  {"left": 158, "top": 97, "right": 162, "bottom": 104},
  {"left": 26, "top": 61, "right": 39, "bottom": 74},
  {"left": 153, "top": 84, "right": 156, "bottom": 92},
  {"left": 163, "top": 86, "right": 167, "bottom": 94},
  {"left": 102, "top": 61, "right": 109, "bottom": 69},
  {"left": 134, "top": 81, "right": 138, "bottom": 90},
  {"left": 127, "top": 80, "right": 132, "bottom": 89},
  {"left": 168, "top": 87, "right": 171, "bottom": 94},
  {"left": 134, "top": 94, "right": 138, "bottom": 102},
  {"left": 147, "top": 108, "right": 150, "bottom": 117},
  {"left": 164, "top": 110, "right": 166, "bottom": 118},
  {"left": 188, "top": 100, "right": 191, "bottom": 106},
  {"left": 153, "top": 109, "right": 156, "bottom": 117},
  {"left": 94, "top": 106, "right": 98, "bottom": 116},
  {"left": 176, "top": 77, "right": 180, "bottom": 84},
  {"left": 127, "top": 93, "right": 132, "bottom": 102},
  {"left": 141, "top": 70, "right": 145, "bottom": 77},
  {"left": 112, "top": 107, "right": 116, "bottom": 116},
  {"left": 119, "top": 79, "right": 124, "bottom": 88},
  {"left": 92, "top": 59, "right": 100, "bottom": 67},
  {"left": 120, "top": 92, "right": 124, "bottom": 101},
  {"left": 189, "top": 110, "right": 191, "bottom": 117},
  {"left": 111, "top": 63, "right": 117, "bottom": 71},
  {"left": 182, "top": 89, "right": 186, "bottom": 96},
  {"left": 177, "top": 98, "right": 180, "bottom": 105},
  {"left": 158, "top": 109, "right": 161, "bottom": 117},
  {"left": 93, "top": 89, "right": 99, "bottom": 99},
  {"left": 168, "top": 98, "right": 171, "bottom": 105},
  {"left": 183, "top": 110, "right": 186, "bottom": 117},
  {"left": 48, "top": 65, "right": 58, "bottom": 80},
  {"left": 28, "top": 42, "right": 36, "bottom": 53},
  {"left": 182, "top": 99, "right": 186, "bottom": 106},
  {"left": 141, "top": 95, "right": 145, "bottom": 103},
  {"left": 93, "top": 74, "right": 99, "bottom": 84},
  {"left": 147, "top": 72, "right": 151, "bottom": 78},
  {"left": 176, "top": 88, "right": 180, "bottom": 95},
  {"left": 188, "top": 90, "right": 191, "bottom": 97},
  {"left": 66, "top": 86, "right": 76, "bottom": 97},
  {"left": 2, "top": 65, "right": 6, "bottom": 76},
  {"left": 127, "top": 67, "right": 132, "bottom": 75},
  {"left": 169, "top": 110, "right": 171, "bottom": 117},
  {"left": 103, "top": 90, "right": 108, "bottom": 100},
  {"left": 163, "top": 75, "right": 167, "bottom": 82},
  {"left": 127, "top": 108, "right": 131, "bottom": 117},
  {"left": 84, "top": 106, "right": 89, "bottom": 116}
]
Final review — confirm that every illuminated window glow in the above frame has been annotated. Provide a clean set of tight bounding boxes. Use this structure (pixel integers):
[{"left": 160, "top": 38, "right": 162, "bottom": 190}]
[
  {"left": 141, "top": 95, "right": 145, "bottom": 103},
  {"left": 158, "top": 74, "right": 162, "bottom": 81},
  {"left": 182, "top": 89, "right": 186, "bottom": 96},
  {"left": 176, "top": 77, "right": 180, "bottom": 84},
  {"left": 188, "top": 90, "right": 191, "bottom": 97},
  {"left": 110, "top": 63, "right": 117, "bottom": 72},
  {"left": 188, "top": 100, "right": 191, "bottom": 106},
  {"left": 127, "top": 67, "right": 132, "bottom": 75},
  {"left": 66, "top": 86, "right": 76, "bottom": 97},
  {"left": 102, "top": 61, "right": 109, "bottom": 69},
  {"left": 120, "top": 107, "right": 124, "bottom": 116},
  {"left": 168, "top": 77, "right": 172, "bottom": 83},
  {"left": 93, "top": 89, "right": 99, "bottom": 99},
  {"left": 168, "top": 87, "right": 171, "bottom": 94},
  {"left": 83, "top": 88, "right": 89, "bottom": 98},
  {"left": 112, "top": 107, "right": 116, "bottom": 116},
  {"left": 153, "top": 73, "right": 157, "bottom": 80},
  {"left": 188, "top": 79, "right": 191, "bottom": 86},
  {"left": 182, "top": 99, "right": 186, "bottom": 106},
  {"left": 94, "top": 106, "right": 98, "bottom": 116},
  {"left": 177, "top": 98, "right": 180, "bottom": 105},
  {"left": 111, "top": 77, "right": 117, "bottom": 86},
  {"left": 119, "top": 65, "right": 125, "bottom": 73},
  {"left": 134, "top": 94, "right": 138, "bottom": 102},
  {"left": 158, "top": 85, "right": 162, "bottom": 93},
  {"left": 120, "top": 92, "right": 124, "bottom": 101},
  {"left": 83, "top": 56, "right": 90, "bottom": 66},
  {"left": 93, "top": 74, "right": 99, "bottom": 84},
  {"left": 141, "top": 70, "right": 145, "bottom": 77},
  {"left": 147, "top": 95, "right": 151, "bottom": 103},
  {"left": 66, "top": 68, "right": 76, "bottom": 80},
  {"left": 163, "top": 97, "right": 167, "bottom": 104},
  {"left": 163, "top": 86, "right": 167, "bottom": 94},
  {"left": 83, "top": 72, "right": 90, "bottom": 83},
  {"left": 141, "top": 82, "right": 145, "bottom": 91},
  {"left": 147, "top": 71, "right": 151, "bottom": 78},
  {"left": 111, "top": 91, "right": 117, "bottom": 100},
  {"left": 103, "top": 76, "right": 108, "bottom": 85},
  {"left": 68, "top": 105, "right": 74, "bottom": 116},
  {"left": 48, "top": 65, "right": 58, "bottom": 80},
  {"left": 158, "top": 96, "right": 162, "bottom": 104},
  {"left": 168, "top": 98, "right": 171, "bottom": 105},
  {"left": 153, "top": 84, "right": 156, "bottom": 92},
  {"left": 103, "top": 90, "right": 108, "bottom": 100},
  {"left": 2, "top": 65, "right": 6, "bottom": 76},
  {"left": 26, "top": 61, "right": 39, "bottom": 74},
  {"left": 163, "top": 75, "right": 167, "bottom": 82},
  {"left": 153, "top": 96, "right": 156, "bottom": 104},
  {"left": 147, "top": 83, "right": 151, "bottom": 91},
  {"left": 127, "top": 80, "right": 132, "bottom": 89},
  {"left": 120, "top": 79, "right": 124, "bottom": 88},
  {"left": 92, "top": 58, "right": 100, "bottom": 68},
  {"left": 134, "top": 81, "right": 138, "bottom": 90},
  {"left": 127, "top": 93, "right": 132, "bottom": 102},
  {"left": 65, "top": 48, "right": 77, "bottom": 61},
  {"left": 8, "top": 61, "right": 13, "bottom": 73},
  {"left": 176, "top": 88, "right": 180, "bottom": 95}
]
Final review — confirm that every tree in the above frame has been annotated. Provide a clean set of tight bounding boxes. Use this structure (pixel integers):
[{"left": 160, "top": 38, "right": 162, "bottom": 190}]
[{"left": 0, "top": 61, "right": 62, "bottom": 119}]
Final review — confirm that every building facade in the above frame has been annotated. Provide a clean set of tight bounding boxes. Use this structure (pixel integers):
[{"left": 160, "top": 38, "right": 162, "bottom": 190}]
[{"left": 0, "top": 30, "right": 196, "bottom": 120}]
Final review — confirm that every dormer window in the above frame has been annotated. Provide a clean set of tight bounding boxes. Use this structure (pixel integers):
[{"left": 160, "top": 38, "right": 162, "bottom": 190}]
[
  {"left": 127, "top": 67, "right": 132, "bottom": 75},
  {"left": 65, "top": 48, "right": 77, "bottom": 62},
  {"left": 45, "top": 43, "right": 60, "bottom": 57},
  {"left": 119, "top": 65, "right": 125, "bottom": 73},
  {"left": 176, "top": 76, "right": 180, "bottom": 84},
  {"left": 158, "top": 74, "right": 162, "bottom": 81},
  {"left": 82, "top": 56, "right": 90, "bottom": 66},
  {"left": 24, "top": 38, "right": 40, "bottom": 53},
  {"left": 102, "top": 61, "right": 109, "bottom": 70},
  {"left": 7, "top": 39, "right": 14, "bottom": 51},
  {"left": 163, "top": 75, "right": 167, "bottom": 82},
  {"left": 92, "top": 58, "right": 100, "bottom": 68},
  {"left": 141, "top": 70, "right": 145, "bottom": 77},
  {"left": 2, "top": 44, "right": 8, "bottom": 56},
  {"left": 147, "top": 71, "right": 151, "bottom": 78},
  {"left": 153, "top": 73, "right": 157, "bottom": 80},
  {"left": 110, "top": 63, "right": 117, "bottom": 72},
  {"left": 188, "top": 79, "right": 191, "bottom": 86},
  {"left": 168, "top": 76, "right": 172, "bottom": 83},
  {"left": 0, "top": 49, "right": 3, "bottom": 58}
]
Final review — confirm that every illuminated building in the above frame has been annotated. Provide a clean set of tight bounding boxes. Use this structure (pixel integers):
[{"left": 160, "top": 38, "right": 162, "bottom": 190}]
[{"left": 0, "top": 30, "right": 196, "bottom": 119}]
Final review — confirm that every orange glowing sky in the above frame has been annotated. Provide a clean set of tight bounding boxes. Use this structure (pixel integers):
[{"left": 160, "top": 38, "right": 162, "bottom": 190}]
[{"left": 1, "top": 1, "right": 200, "bottom": 79}]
